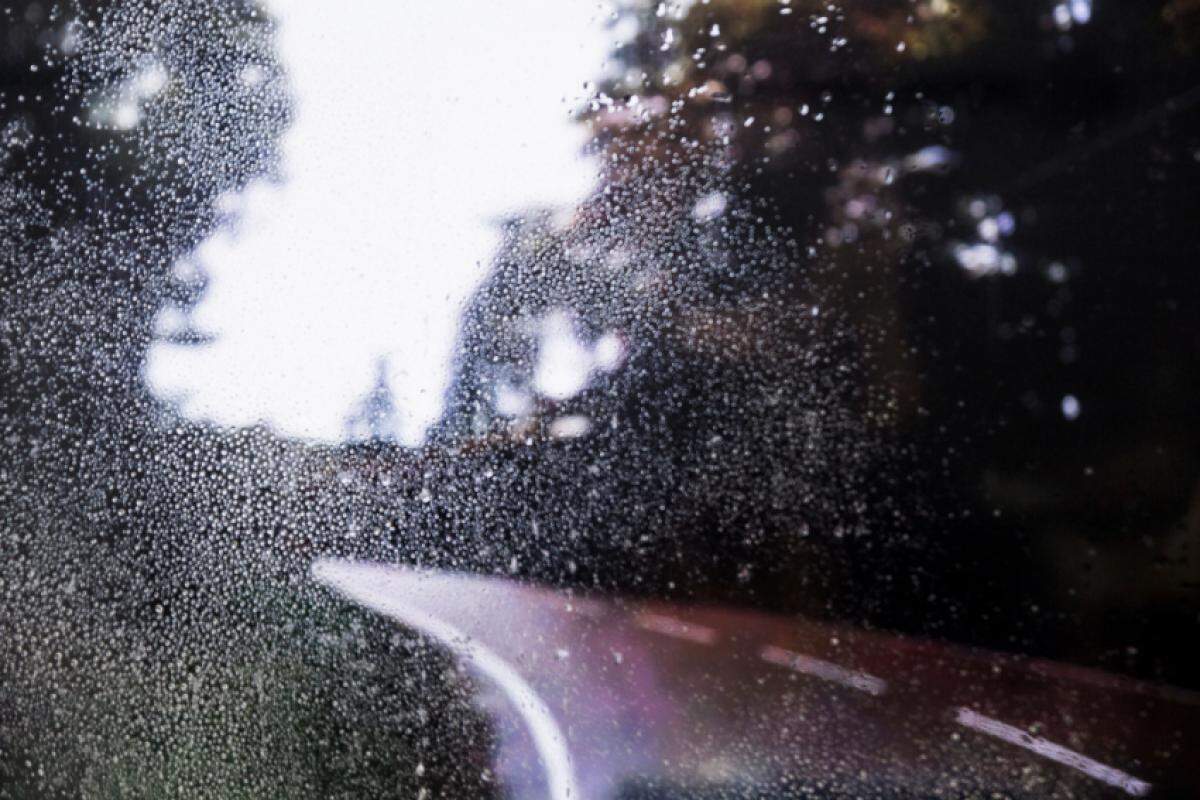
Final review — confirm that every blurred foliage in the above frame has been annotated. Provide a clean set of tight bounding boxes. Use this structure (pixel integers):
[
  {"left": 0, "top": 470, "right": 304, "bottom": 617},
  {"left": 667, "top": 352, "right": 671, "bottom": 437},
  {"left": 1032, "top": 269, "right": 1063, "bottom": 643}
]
[
  {"left": 2, "top": 2, "right": 496, "bottom": 797},
  {"left": 442, "top": 0, "right": 1200, "bottom": 681},
  {"left": 1164, "top": 0, "right": 1200, "bottom": 51}
]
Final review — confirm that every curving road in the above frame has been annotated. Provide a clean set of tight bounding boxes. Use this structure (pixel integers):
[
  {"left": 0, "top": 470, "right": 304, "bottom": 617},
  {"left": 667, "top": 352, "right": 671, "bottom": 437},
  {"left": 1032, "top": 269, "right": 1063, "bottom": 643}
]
[{"left": 313, "top": 559, "right": 1198, "bottom": 799}]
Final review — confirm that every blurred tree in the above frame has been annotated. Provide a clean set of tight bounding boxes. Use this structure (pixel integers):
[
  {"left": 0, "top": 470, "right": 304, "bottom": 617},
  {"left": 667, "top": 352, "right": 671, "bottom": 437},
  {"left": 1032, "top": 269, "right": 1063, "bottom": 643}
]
[
  {"left": 1, "top": 3, "right": 497, "bottom": 796},
  {"left": 345, "top": 358, "right": 402, "bottom": 444},
  {"left": 436, "top": 0, "right": 1200, "bottom": 683}
]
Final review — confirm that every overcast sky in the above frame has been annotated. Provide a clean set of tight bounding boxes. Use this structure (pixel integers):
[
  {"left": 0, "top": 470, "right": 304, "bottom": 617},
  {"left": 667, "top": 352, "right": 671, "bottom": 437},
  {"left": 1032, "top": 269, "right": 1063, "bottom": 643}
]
[{"left": 146, "top": 0, "right": 607, "bottom": 444}]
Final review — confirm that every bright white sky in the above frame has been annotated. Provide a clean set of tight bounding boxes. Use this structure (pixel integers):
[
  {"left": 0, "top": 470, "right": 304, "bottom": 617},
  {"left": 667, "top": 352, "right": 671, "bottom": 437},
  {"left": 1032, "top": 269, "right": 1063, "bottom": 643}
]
[{"left": 145, "top": 1, "right": 607, "bottom": 444}]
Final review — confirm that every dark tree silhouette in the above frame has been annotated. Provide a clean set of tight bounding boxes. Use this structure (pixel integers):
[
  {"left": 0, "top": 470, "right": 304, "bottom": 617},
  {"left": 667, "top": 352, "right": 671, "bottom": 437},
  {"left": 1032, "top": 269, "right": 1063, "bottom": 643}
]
[
  {"left": 434, "top": 0, "right": 1200, "bottom": 683},
  {"left": 2, "top": 3, "right": 495, "bottom": 797}
]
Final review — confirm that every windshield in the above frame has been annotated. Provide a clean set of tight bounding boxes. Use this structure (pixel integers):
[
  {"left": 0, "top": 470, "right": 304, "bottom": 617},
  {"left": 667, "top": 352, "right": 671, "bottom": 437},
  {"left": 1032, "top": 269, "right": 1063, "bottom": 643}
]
[{"left": 2, "top": 1, "right": 1198, "bottom": 798}]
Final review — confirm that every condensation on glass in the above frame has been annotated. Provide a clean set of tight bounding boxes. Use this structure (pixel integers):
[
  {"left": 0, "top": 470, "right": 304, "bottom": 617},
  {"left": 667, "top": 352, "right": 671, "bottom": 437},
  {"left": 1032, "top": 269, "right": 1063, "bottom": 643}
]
[{"left": 2, "top": 1, "right": 1198, "bottom": 798}]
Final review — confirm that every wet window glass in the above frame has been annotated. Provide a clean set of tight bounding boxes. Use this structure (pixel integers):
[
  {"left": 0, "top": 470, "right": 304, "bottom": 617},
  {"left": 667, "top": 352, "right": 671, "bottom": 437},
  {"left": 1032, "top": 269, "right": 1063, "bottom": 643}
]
[{"left": 2, "top": 1, "right": 1198, "bottom": 798}]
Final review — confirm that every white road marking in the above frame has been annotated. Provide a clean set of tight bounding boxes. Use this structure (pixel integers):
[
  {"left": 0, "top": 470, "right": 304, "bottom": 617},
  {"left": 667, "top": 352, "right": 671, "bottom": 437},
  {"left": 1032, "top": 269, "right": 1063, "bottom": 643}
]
[
  {"left": 955, "top": 706, "right": 1151, "bottom": 797},
  {"left": 634, "top": 612, "right": 717, "bottom": 645},
  {"left": 759, "top": 644, "right": 887, "bottom": 696},
  {"left": 312, "top": 560, "right": 581, "bottom": 800}
]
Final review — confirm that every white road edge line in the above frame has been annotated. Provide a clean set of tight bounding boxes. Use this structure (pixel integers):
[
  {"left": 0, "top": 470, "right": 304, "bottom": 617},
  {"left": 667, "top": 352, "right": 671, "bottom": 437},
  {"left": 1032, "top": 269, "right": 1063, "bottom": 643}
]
[
  {"left": 312, "top": 560, "right": 581, "bottom": 800},
  {"left": 955, "top": 706, "right": 1151, "bottom": 797},
  {"left": 759, "top": 644, "right": 888, "bottom": 696},
  {"left": 634, "top": 612, "right": 717, "bottom": 645}
]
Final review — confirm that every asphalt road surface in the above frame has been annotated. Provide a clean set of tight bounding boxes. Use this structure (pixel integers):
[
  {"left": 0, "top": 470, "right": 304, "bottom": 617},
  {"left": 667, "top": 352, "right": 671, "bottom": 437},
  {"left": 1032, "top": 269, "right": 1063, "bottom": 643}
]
[{"left": 314, "top": 559, "right": 1199, "bottom": 800}]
